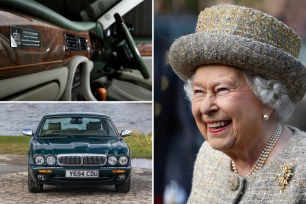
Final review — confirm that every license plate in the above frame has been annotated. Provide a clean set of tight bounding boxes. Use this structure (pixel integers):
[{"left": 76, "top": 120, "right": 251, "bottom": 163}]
[{"left": 66, "top": 170, "right": 99, "bottom": 178}]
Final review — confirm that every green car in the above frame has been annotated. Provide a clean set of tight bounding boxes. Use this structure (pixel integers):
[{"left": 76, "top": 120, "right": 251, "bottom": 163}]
[{"left": 23, "top": 112, "right": 132, "bottom": 193}]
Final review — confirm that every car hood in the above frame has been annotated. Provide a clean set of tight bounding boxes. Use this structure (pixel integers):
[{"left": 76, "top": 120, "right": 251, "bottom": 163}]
[{"left": 31, "top": 136, "right": 129, "bottom": 155}]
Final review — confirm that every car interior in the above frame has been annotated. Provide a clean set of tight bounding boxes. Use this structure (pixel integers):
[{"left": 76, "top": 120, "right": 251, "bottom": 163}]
[{"left": 0, "top": 0, "right": 152, "bottom": 101}]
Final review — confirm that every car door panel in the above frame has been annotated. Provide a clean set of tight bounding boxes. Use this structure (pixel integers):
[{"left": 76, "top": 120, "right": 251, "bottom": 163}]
[{"left": 0, "top": 67, "right": 68, "bottom": 100}]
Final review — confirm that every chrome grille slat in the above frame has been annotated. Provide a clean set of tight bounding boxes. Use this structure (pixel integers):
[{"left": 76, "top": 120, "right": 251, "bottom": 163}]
[{"left": 58, "top": 154, "right": 106, "bottom": 166}]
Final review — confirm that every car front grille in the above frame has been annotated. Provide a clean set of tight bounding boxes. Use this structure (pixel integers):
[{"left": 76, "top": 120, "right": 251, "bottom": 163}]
[{"left": 58, "top": 154, "right": 106, "bottom": 166}]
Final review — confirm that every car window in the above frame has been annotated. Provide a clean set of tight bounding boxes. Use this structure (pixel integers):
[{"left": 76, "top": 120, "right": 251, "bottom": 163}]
[
  {"left": 35, "top": 0, "right": 152, "bottom": 38},
  {"left": 35, "top": 0, "right": 121, "bottom": 21},
  {"left": 39, "top": 116, "right": 117, "bottom": 137}
]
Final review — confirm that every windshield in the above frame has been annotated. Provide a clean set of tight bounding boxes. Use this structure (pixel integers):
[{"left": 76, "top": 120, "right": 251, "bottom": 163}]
[{"left": 38, "top": 116, "right": 117, "bottom": 137}]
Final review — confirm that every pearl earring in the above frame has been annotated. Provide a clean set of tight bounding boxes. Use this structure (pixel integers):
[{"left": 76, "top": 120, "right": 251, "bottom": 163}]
[{"left": 263, "top": 114, "right": 269, "bottom": 120}]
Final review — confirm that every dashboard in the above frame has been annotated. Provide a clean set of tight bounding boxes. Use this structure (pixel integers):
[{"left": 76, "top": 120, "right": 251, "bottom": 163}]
[
  {"left": 0, "top": 8, "right": 101, "bottom": 100},
  {"left": 0, "top": 8, "right": 96, "bottom": 77}
]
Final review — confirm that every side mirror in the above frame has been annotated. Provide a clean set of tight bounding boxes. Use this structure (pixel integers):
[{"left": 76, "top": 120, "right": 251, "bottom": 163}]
[
  {"left": 22, "top": 129, "right": 33, "bottom": 136},
  {"left": 120, "top": 130, "right": 131, "bottom": 137}
]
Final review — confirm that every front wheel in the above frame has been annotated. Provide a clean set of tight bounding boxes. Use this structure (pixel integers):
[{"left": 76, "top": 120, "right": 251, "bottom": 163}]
[
  {"left": 28, "top": 166, "right": 43, "bottom": 193},
  {"left": 115, "top": 178, "right": 131, "bottom": 193}
]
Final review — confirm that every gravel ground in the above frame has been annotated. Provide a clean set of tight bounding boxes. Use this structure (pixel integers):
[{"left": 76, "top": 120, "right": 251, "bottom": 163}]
[{"left": 0, "top": 155, "right": 152, "bottom": 204}]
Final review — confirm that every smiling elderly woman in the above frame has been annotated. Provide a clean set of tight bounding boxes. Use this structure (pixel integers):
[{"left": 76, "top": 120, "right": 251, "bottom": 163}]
[{"left": 168, "top": 4, "right": 306, "bottom": 204}]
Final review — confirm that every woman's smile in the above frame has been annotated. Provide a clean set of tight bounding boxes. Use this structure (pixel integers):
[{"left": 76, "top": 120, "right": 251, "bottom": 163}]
[{"left": 206, "top": 120, "right": 232, "bottom": 133}]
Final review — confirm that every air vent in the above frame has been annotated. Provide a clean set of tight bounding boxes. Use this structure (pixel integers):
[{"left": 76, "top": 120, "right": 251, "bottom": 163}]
[
  {"left": 79, "top": 37, "right": 87, "bottom": 50},
  {"left": 64, "top": 34, "right": 88, "bottom": 51}
]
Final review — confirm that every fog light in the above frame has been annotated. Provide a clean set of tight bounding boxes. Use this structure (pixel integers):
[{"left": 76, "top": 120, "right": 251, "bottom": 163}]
[
  {"left": 37, "top": 174, "right": 45, "bottom": 181},
  {"left": 118, "top": 174, "right": 126, "bottom": 181}
]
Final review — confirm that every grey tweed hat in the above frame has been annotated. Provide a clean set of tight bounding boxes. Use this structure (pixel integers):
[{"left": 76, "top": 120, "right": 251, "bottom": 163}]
[{"left": 169, "top": 4, "right": 306, "bottom": 103}]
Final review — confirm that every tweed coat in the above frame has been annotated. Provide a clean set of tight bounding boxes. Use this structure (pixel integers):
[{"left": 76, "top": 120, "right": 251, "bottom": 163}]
[{"left": 187, "top": 127, "right": 306, "bottom": 204}]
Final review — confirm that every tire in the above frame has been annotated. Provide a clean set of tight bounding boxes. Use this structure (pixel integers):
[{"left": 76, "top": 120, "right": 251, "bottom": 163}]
[
  {"left": 115, "top": 177, "right": 131, "bottom": 193},
  {"left": 28, "top": 166, "right": 43, "bottom": 193}
]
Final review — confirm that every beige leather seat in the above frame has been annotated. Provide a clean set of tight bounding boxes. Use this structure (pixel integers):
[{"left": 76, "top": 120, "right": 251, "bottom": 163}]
[
  {"left": 45, "top": 122, "right": 62, "bottom": 134},
  {"left": 85, "top": 122, "right": 106, "bottom": 135}
]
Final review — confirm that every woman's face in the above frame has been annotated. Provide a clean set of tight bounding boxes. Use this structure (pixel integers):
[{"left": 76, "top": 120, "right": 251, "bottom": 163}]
[{"left": 191, "top": 65, "right": 266, "bottom": 152}]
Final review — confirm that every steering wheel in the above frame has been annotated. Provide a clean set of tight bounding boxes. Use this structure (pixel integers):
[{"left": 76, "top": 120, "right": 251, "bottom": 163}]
[{"left": 114, "top": 13, "right": 150, "bottom": 79}]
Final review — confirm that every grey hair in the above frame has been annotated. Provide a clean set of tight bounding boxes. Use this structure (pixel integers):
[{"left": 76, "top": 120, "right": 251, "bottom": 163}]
[
  {"left": 184, "top": 77, "right": 194, "bottom": 101},
  {"left": 184, "top": 74, "right": 295, "bottom": 122}
]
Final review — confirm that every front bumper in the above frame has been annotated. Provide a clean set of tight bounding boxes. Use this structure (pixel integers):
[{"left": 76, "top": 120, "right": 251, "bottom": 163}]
[{"left": 29, "top": 165, "right": 132, "bottom": 185}]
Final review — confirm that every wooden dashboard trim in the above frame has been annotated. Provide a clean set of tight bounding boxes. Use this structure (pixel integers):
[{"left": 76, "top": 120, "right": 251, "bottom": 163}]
[
  {"left": 0, "top": 8, "right": 93, "bottom": 80},
  {"left": 0, "top": 61, "right": 64, "bottom": 80}
]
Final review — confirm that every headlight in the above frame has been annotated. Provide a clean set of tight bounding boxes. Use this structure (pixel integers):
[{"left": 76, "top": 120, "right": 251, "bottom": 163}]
[
  {"left": 46, "top": 155, "right": 56, "bottom": 165},
  {"left": 108, "top": 156, "right": 117, "bottom": 165},
  {"left": 118, "top": 156, "right": 128, "bottom": 165},
  {"left": 35, "top": 155, "right": 45, "bottom": 165}
]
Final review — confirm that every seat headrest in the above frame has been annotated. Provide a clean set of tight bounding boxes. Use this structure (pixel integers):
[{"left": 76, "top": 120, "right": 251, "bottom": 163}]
[
  {"left": 86, "top": 122, "right": 101, "bottom": 130},
  {"left": 48, "top": 122, "right": 61, "bottom": 130}
]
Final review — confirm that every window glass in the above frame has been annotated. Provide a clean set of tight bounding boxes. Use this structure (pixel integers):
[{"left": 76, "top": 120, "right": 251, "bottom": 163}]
[{"left": 39, "top": 116, "right": 117, "bottom": 137}]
